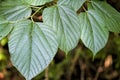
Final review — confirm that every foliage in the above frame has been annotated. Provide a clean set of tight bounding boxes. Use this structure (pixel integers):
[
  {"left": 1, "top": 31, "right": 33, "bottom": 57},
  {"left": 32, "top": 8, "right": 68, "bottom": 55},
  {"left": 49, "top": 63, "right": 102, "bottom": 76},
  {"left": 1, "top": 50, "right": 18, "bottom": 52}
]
[{"left": 0, "top": 0, "right": 120, "bottom": 79}]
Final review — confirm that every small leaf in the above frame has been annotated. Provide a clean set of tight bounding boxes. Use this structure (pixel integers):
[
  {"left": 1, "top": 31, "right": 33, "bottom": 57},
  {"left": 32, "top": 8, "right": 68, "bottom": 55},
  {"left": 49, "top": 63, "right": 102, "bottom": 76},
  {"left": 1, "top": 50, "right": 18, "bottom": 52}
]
[
  {"left": 8, "top": 20, "right": 58, "bottom": 79},
  {"left": 58, "top": 0, "right": 86, "bottom": 11},
  {"left": 43, "top": 4, "right": 80, "bottom": 53},
  {"left": 0, "top": 0, "right": 32, "bottom": 21},
  {"left": 90, "top": 1, "right": 120, "bottom": 32},
  {"left": 78, "top": 10, "right": 109, "bottom": 54},
  {"left": 0, "top": 16, "right": 13, "bottom": 40}
]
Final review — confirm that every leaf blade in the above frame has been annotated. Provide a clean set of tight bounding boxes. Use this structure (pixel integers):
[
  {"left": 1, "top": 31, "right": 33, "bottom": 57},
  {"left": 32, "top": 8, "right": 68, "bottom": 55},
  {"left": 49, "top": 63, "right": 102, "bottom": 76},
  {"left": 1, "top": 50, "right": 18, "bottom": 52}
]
[
  {"left": 58, "top": 0, "right": 86, "bottom": 11},
  {"left": 79, "top": 10, "right": 109, "bottom": 54},
  {"left": 8, "top": 20, "right": 58, "bottom": 79},
  {"left": 90, "top": 1, "right": 120, "bottom": 32},
  {"left": 0, "top": 0, "right": 32, "bottom": 21},
  {"left": 43, "top": 5, "right": 80, "bottom": 53},
  {"left": 23, "top": 0, "right": 52, "bottom": 5},
  {"left": 0, "top": 16, "right": 13, "bottom": 40}
]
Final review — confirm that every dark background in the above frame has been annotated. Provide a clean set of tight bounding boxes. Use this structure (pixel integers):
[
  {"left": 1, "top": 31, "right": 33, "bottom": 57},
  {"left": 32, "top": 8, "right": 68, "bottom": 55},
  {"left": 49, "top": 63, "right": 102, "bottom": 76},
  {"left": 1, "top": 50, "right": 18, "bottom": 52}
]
[{"left": 0, "top": 0, "right": 120, "bottom": 80}]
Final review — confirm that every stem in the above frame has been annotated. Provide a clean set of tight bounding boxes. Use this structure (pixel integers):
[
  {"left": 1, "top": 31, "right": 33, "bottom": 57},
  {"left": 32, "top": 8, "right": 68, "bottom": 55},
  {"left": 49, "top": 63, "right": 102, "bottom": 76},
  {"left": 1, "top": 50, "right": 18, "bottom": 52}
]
[
  {"left": 53, "top": 0, "right": 58, "bottom": 3},
  {"left": 30, "top": 7, "right": 43, "bottom": 22},
  {"left": 79, "top": 60, "right": 86, "bottom": 80},
  {"left": 45, "top": 66, "right": 49, "bottom": 80},
  {"left": 93, "top": 66, "right": 103, "bottom": 80},
  {"left": 93, "top": 60, "right": 103, "bottom": 80},
  {"left": 67, "top": 48, "right": 81, "bottom": 80},
  {"left": 9, "top": 0, "right": 58, "bottom": 23},
  {"left": 82, "top": 6, "right": 87, "bottom": 12},
  {"left": 30, "top": 5, "right": 40, "bottom": 9}
]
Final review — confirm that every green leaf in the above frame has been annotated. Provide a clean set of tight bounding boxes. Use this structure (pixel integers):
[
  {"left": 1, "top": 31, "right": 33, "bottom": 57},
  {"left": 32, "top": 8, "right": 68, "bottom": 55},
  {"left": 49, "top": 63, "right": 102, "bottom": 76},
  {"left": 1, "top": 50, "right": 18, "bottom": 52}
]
[
  {"left": 0, "top": 0, "right": 32, "bottom": 21},
  {"left": 78, "top": 10, "right": 109, "bottom": 54},
  {"left": 8, "top": 20, "right": 58, "bottom": 79},
  {"left": 58, "top": 0, "right": 86, "bottom": 11},
  {"left": 23, "top": 0, "right": 52, "bottom": 5},
  {"left": 43, "top": 4, "right": 80, "bottom": 53},
  {"left": 0, "top": 16, "right": 13, "bottom": 40},
  {"left": 90, "top": 1, "right": 120, "bottom": 32}
]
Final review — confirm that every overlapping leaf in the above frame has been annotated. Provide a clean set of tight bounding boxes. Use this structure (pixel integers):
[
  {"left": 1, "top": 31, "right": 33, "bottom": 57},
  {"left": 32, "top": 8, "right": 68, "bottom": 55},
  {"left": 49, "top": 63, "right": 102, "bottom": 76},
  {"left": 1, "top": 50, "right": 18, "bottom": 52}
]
[
  {"left": 58, "top": 0, "right": 86, "bottom": 11},
  {"left": 78, "top": 10, "right": 109, "bottom": 54},
  {"left": 90, "top": 1, "right": 120, "bottom": 32},
  {"left": 23, "top": 0, "right": 52, "bottom": 5},
  {"left": 0, "top": 16, "right": 13, "bottom": 40},
  {"left": 8, "top": 20, "right": 58, "bottom": 79},
  {"left": 43, "top": 3, "right": 80, "bottom": 53},
  {"left": 0, "top": 0, "right": 32, "bottom": 21}
]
